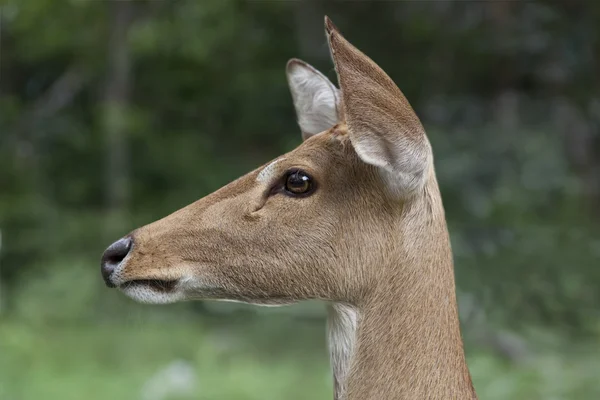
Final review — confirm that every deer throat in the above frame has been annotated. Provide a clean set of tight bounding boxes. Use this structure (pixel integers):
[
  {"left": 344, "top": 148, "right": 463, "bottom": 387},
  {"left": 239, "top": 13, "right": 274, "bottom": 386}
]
[
  {"left": 327, "top": 283, "right": 477, "bottom": 400},
  {"left": 326, "top": 189, "right": 475, "bottom": 400}
]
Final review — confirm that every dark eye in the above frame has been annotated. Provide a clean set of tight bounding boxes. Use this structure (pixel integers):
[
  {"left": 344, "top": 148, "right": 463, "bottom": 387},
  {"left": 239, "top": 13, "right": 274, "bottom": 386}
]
[{"left": 284, "top": 170, "right": 315, "bottom": 196}]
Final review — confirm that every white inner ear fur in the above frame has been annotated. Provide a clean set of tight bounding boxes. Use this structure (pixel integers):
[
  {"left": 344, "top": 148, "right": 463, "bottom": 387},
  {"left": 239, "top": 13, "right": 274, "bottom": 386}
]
[
  {"left": 286, "top": 59, "right": 340, "bottom": 138},
  {"left": 351, "top": 133, "right": 433, "bottom": 195}
]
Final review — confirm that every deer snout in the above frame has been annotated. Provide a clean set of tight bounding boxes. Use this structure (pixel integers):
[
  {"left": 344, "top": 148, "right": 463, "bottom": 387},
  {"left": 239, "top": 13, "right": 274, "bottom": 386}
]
[{"left": 101, "top": 237, "right": 132, "bottom": 288}]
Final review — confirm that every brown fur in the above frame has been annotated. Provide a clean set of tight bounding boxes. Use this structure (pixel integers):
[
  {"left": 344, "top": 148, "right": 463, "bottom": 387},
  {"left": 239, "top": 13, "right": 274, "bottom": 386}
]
[{"left": 104, "top": 16, "right": 477, "bottom": 400}]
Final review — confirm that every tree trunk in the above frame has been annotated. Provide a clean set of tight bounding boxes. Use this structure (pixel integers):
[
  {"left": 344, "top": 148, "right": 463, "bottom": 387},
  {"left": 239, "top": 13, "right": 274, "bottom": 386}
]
[
  {"left": 292, "top": 0, "right": 328, "bottom": 61},
  {"left": 103, "top": 0, "right": 135, "bottom": 235}
]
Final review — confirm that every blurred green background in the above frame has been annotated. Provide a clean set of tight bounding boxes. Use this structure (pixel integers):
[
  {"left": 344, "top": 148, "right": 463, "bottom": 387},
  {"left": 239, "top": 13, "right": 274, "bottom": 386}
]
[{"left": 1, "top": 1, "right": 599, "bottom": 399}]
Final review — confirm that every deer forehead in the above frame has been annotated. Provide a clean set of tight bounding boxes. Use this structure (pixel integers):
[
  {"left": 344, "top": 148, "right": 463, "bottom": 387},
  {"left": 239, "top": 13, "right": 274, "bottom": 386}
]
[{"left": 253, "top": 129, "right": 366, "bottom": 190}]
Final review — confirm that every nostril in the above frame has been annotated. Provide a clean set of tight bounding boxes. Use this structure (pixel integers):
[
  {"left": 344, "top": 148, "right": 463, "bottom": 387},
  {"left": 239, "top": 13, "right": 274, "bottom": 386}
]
[{"left": 101, "top": 237, "right": 132, "bottom": 287}]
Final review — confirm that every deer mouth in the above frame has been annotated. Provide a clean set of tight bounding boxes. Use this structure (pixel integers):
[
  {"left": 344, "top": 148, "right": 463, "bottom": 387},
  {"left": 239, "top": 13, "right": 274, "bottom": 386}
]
[{"left": 120, "top": 279, "right": 179, "bottom": 293}]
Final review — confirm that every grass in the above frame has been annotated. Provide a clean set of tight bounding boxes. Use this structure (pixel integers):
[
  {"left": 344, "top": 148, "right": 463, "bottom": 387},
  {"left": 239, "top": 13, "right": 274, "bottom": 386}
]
[
  {"left": 0, "top": 312, "right": 331, "bottom": 400},
  {"left": 1, "top": 304, "right": 599, "bottom": 400}
]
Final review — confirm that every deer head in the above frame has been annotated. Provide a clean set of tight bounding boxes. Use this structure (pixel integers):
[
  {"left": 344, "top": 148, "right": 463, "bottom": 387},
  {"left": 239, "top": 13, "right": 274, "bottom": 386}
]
[{"left": 101, "top": 17, "right": 476, "bottom": 400}]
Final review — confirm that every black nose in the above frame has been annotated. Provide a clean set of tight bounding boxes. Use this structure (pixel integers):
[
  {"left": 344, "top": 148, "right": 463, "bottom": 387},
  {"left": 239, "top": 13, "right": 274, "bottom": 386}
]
[{"left": 101, "top": 237, "right": 132, "bottom": 288}]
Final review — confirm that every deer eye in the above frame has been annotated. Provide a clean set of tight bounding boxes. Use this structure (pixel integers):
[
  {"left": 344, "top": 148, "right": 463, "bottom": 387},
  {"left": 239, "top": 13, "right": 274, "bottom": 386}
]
[{"left": 284, "top": 170, "right": 315, "bottom": 196}]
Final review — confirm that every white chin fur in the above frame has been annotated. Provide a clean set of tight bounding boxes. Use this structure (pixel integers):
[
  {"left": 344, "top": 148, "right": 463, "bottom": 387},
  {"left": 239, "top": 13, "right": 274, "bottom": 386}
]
[{"left": 119, "top": 284, "right": 186, "bottom": 304}]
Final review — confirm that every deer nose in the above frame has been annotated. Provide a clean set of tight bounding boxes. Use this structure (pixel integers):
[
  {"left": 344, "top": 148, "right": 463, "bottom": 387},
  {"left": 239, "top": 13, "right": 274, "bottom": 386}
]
[{"left": 101, "top": 237, "right": 132, "bottom": 288}]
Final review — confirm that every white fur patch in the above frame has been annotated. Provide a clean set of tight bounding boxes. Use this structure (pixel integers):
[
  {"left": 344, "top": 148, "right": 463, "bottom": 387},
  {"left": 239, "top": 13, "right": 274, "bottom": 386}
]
[
  {"left": 328, "top": 303, "right": 359, "bottom": 398},
  {"left": 257, "top": 158, "right": 284, "bottom": 183}
]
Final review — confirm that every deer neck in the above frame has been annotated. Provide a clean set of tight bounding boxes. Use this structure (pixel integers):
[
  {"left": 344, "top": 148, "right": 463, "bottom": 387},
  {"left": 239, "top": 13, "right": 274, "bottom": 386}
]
[{"left": 328, "top": 181, "right": 477, "bottom": 400}]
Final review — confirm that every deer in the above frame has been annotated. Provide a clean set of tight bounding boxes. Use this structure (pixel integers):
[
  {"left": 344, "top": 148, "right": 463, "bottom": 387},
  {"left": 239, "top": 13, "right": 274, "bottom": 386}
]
[{"left": 100, "top": 17, "right": 477, "bottom": 400}]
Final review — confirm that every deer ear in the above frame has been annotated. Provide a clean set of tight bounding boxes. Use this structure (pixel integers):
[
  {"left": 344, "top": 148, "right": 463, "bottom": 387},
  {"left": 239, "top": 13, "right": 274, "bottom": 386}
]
[
  {"left": 286, "top": 58, "right": 341, "bottom": 141},
  {"left": 324, "top": 17, "right": 431, "bottom": 194}
]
